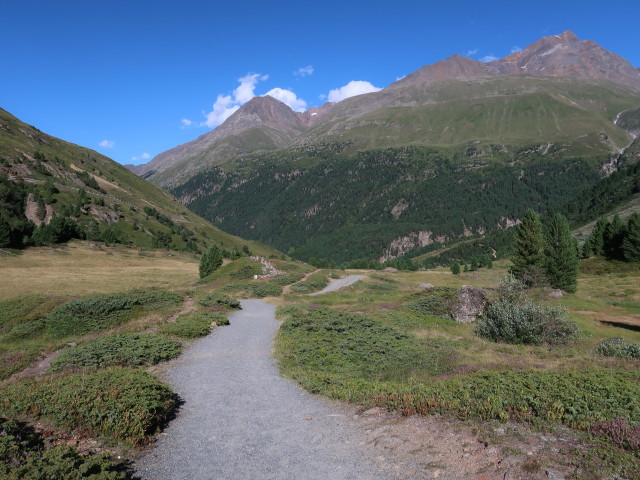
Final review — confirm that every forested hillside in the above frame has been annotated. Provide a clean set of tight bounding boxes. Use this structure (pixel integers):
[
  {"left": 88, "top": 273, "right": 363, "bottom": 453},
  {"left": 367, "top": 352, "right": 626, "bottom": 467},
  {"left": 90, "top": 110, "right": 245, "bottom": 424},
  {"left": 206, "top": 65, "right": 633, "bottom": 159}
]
[
  {"left": 174, "top": 143, "right": 604, "bottom": 263},
  {"left": 0, "top": 107, "right": 278, "bottom": 257}
]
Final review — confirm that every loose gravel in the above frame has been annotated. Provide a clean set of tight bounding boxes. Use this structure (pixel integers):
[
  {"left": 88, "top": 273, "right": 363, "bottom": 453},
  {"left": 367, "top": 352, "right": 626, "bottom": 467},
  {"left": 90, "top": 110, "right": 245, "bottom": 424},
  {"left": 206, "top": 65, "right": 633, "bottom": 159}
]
[{"left": 135, "top": 299, "right": 403, "bottom": 480}]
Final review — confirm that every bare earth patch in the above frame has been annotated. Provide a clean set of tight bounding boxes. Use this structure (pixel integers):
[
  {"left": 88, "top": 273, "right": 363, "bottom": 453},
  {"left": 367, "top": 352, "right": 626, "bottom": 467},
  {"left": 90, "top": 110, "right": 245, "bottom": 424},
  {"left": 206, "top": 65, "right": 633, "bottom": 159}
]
[{"left": 354, "top": 409, "right": 579, "bottom": 480}]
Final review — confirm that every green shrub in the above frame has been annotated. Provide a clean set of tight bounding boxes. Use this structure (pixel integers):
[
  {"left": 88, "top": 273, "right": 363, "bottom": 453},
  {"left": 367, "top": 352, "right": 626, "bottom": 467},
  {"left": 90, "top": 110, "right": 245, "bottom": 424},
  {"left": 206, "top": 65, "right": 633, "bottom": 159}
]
[
  {"left": 220, "top": 281, "right": 283, "bottom": 298},
  {"left": 475, "top": 275, "right": 577, "bottom": 346},
  {"left": 289, "top": 273, "right": 328, "bottom": 293},
  {"left": 44, "top": 290, "right": 182, "bottom": 338},
  {"left": 0, "top": 368, "right": 175, "bottom": 445},
  {"left": 0, "top": 348, "right": 43, "bottom": 381},
  {"left": 50, "top": 333, "right": 181, "bottom": 372},
  {"left": 594, "top": 338, "right": 640, "bottom": 359},
  {"left": 159, "top": 312, "right": 228, "bottom": 338},
  {"left": 0, "top": 295, "right": 64, "bottom": 333},
  {"left": 404, "top": 288, "right": 456, "bottom": 317},
  {"left": 366, "top": 369, "right": 640, "bottom": 430},
  {"left": 475, "top": 299, "right": 578, "bottom": 346},
  {"left": 1, "top": 318, "right": 46, "bottom": 341},
  {"left": 277, "top": 307, "right": 449, "bottom": 382},
  {"left": 270, "top": 273, "right": 304, "bottom": 286},
  {"left": 0, "top": 418, "right": 128, "bottom": 479},
  {"left": 198, "top": 292, "right": 240, "bottom": 309}
]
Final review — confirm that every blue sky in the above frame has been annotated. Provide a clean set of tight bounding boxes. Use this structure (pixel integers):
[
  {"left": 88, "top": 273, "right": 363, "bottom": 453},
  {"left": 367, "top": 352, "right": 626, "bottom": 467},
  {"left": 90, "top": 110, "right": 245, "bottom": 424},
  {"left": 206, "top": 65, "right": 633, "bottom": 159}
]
[{"left": 2, "top": 0, "right": 639, "bottom": 166}]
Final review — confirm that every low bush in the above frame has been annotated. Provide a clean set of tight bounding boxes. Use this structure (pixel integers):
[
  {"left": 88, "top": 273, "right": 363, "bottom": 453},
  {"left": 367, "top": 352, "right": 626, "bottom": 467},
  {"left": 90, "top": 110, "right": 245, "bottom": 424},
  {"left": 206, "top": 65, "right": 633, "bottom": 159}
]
[
  {"left": 591, "top": 417, "right": 640, "bottom": 452},
  {"left": 289, "top": 274, "right": 328, "bottom": 293},
  {"left": 404, "top": 288, "right": 456, "bottom": 317},
  {"left": 229, "top": 262, "right": 263, "bottom": 279},
  {"left": 158, "top": 312, "right": 228, "bottom": 339},
  {"left": 277, "top": 307, "right": 449, "bottom": 382},
  {"left": 0, "top": 348, "right": 43, "bottom": 381},
  {"left": 475, "top": 299, "right": 578, "bottom": 346},
  {"left": 0, "top": 368, "right": 175, "bottom": 445},
  {"left": 50, "top": 333, "right": 181, "bottom": 372},
  {"left": 198, "top": 292, "right": 240, "bottom": 309},
  {"left": 270, "top": 273, "right": 304, "bottom": 286},
  {"left": 474, "top": 275, "right": 578, "bottom": 346},
  {"left": 0, "top": 295, "right": 64, "bottom": 333},
  {"left": 366, "top": 369, "right": 640, "bottom": 431},
  {"left": 594, "top": 338, "right": 640, "bottom": 359},
  {"left": 220, "top": 281, "right": 283, "bottom": 298},
  {"left": 0, "top": 418, "right": 128, "bottom": 479},
  {"left": 44, "top": 290, "right": 182, "bottom": 338}
]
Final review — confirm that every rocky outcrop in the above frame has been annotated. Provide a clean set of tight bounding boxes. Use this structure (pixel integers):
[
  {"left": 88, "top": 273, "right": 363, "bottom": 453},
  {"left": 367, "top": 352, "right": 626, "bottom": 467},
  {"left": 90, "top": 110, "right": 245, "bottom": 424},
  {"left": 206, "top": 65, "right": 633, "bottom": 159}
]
[
  {"left": 449, "top": 286, "right": 488, "bottom": 323},
  {"left": 381, "top": 231, "right": 448, "bottom": 262}
]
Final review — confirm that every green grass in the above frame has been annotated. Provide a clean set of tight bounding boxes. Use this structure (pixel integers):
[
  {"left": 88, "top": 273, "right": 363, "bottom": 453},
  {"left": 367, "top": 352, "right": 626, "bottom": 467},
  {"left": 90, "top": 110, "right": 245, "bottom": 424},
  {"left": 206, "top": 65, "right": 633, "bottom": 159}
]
[
  {"left": 0, "top": 367, "right": 175, "bottom": 446},
  {"left": 50, "top": 333, "right": 182, "bottom": 371}
]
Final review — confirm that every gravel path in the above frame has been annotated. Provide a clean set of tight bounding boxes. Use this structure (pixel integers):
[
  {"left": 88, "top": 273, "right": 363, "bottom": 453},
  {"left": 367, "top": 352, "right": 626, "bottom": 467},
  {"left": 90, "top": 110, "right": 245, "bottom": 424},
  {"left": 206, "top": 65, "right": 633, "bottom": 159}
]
[
  {"left": 309, "top": 275, "right": 363, "bottom": 296},
  {"left": 135, "top": 299, "right": 401, "bottom": 480}
]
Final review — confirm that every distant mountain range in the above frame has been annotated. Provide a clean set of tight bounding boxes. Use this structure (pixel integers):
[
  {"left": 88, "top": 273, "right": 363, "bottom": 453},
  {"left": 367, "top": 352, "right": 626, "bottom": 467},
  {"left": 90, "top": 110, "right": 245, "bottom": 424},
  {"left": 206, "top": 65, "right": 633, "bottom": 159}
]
[
  {"left": 130, "top": 31, "right": 640, "bottom": 262},
  {"left": 133, "top": 31, "right": 640, "bottom": 187}
]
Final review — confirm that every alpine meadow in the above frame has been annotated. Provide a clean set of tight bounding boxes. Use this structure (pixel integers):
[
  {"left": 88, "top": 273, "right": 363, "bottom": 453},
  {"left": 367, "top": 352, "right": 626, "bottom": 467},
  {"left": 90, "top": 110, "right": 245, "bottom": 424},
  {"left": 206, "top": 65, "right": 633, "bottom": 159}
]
[{"left": 2, "top": 10, "right": 640, "bottom": 480}]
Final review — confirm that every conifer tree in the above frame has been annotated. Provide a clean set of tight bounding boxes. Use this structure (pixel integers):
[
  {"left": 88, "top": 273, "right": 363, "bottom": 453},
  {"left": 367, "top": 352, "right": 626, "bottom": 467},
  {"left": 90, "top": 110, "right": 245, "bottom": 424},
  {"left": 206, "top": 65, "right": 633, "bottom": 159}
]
[
  {"left": 589, "top": 217, "right": 607, "bottom": 256},
  {"left": 544, "top": 213, "right": 579, "bottom": 293},
  {"left": 450, "top": 262, "right": 460, "bottom": 275},
  {"left": 604, "top": 214, "right": 625, "bottom": 260},
  {"left": 199, "top": 243, "right": 223, "bottom": 278},
  {"left": 623, "top": 213, "right": 640, "bottom": 262},
  {"left": 510, "top": 209, "right": 546, "bottom": 285}
]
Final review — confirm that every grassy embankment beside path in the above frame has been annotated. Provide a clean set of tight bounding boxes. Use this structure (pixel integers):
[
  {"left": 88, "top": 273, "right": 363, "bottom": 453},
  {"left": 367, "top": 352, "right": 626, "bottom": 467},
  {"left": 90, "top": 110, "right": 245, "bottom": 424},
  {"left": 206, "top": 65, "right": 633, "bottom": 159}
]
[
  {"left": 0, "top": 241, "right": 252, "bottom": 477},
  {"left": 274, "top": 259, "right": 640, "bottom": 478}
]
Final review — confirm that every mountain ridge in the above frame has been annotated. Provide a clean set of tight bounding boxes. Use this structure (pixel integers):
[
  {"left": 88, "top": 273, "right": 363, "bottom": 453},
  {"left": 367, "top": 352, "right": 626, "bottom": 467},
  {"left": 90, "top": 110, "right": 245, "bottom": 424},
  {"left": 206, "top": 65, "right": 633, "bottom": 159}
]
[{"left": 133, "top": 30, "right": 640, "bottom": 188}]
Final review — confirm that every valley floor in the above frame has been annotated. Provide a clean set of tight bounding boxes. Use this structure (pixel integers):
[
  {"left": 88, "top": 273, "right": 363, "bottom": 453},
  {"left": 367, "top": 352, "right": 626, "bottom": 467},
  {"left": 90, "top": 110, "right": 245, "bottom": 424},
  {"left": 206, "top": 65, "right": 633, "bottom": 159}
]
[{"left": 1, "top": 242, "right": 639, "bottom": 479}]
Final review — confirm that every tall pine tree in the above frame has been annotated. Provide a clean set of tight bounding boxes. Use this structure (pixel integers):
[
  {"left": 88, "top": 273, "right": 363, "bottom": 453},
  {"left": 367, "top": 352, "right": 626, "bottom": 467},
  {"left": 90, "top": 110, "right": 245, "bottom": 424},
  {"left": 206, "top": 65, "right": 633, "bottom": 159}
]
[
  {"left": 199, "top": 243, "right": 223, "bottom": 278},
  {"left": 544, "top": 213, "right": 579, "bottom": 293},
  {"left": 510, "top": 209, "right": 546, "bottom": 285},
  {"left": 589, "top": 217, "right": 608, "bottom": 256},
  {"left": 623, "top": 213, "right": 640, "bottom": 262},
  {"left": 604, "top": 214, "right": 625, "bottom": 260}
]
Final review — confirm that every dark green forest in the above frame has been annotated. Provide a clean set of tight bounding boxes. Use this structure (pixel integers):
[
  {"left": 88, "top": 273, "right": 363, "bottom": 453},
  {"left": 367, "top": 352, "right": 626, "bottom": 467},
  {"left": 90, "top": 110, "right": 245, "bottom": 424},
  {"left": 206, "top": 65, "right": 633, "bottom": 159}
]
[{"left": 174, "top": 144, "right": 603, "bottom": 263}]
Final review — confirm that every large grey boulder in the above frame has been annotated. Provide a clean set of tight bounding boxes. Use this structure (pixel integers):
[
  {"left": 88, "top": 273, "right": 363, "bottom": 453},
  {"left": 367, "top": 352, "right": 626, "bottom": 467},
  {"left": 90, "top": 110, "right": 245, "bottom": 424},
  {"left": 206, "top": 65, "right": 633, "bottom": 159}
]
[{"left": 449, "top": 285, "right": 488, "bottom": 323}]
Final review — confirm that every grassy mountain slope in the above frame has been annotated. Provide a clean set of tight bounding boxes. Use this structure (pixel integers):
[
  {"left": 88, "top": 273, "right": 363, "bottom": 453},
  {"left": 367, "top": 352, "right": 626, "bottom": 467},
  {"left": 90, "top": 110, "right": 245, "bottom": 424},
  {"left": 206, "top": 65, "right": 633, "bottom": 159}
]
[
  {"left": 297, "top": 77, "right": 638, "bottom": 153},
  {"left": 0, "top": 107, "right": 279, "bottom": 256}
]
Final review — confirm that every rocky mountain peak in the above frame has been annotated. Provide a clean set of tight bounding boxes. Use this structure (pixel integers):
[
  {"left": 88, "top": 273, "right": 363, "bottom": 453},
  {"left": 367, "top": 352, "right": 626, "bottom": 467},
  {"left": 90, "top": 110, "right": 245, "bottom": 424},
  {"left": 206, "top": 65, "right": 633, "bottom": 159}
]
[
  {"left": 490, "top": 31, "right": 640, "bottom": 89},
  {"left": 391, "top": 54, "right": 489, "bottom": 89},
  {"left": 225, "top": 95, "right": 304, "bottom": 131}
]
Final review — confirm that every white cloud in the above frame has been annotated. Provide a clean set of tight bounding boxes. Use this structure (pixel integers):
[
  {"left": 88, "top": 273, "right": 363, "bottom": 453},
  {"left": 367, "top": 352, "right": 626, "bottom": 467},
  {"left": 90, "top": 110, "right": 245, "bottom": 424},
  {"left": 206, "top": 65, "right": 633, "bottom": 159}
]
[
  {"left": 511, "top": 46, "right": 522, "bottom": 54},
  {"left": 327, "top": 80, "right": 381, "bottom": 103},
  {"left": 396, "top": 75, "right": 406, "bottom": 81},
  {"left": 466, "top": 48, "right": 479, "bottom": 56},
  {"left": 181, "top": 118, "right": 193, "bottom": 127},
  {"left": 131, "top": 152, "right": 151, "bottom": 162},
  {"left": 480, "top": 55, "right": 498, "bottom": 63},
  {"left": 294, "top": 65, "right": 314, "bottom": 77},
  {"left": 264, "top": 88, "right": 307, "bottom": 112},
  {"left": 98, "top": 139, "right": 115, "bottom": 148},
  {"left": 201, "top": 73, "right": 267, "bottom": 128}
]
